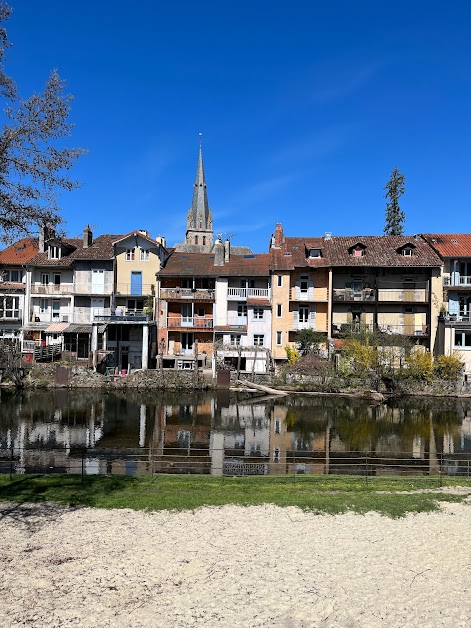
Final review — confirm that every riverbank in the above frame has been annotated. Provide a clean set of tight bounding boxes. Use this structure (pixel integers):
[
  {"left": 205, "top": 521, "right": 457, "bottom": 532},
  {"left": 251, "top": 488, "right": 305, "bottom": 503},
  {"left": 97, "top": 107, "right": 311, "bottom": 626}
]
[
  {"left": 2, "top": 362, "right": 470, "bottom": 397},
  {"left": 1, "top": 493, "right": 471, "bottom": 627}
]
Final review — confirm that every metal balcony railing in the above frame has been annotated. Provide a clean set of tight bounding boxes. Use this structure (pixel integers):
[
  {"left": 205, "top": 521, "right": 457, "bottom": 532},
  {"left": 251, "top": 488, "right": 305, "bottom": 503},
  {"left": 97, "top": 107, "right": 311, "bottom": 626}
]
[
  {"left": 115, "top": 283, "right": 155, "bottom": 296},
  {"left": 443, "top": 274, "right": 471, "bottom": 287},
  {"left": 227, "top": 287, "right": 270, "bottom": 300},
  {"left": 160, "top": 288, "right": 215, "bottom": 300},
  {"left": 167, "top": 316, "right": 214, "bottom": 329},
  {"left": 333, "top": 288, "right": 375, "bottom": 302},
  {"left": 30, "top": 284, "right": 75, "bottom": 295}
]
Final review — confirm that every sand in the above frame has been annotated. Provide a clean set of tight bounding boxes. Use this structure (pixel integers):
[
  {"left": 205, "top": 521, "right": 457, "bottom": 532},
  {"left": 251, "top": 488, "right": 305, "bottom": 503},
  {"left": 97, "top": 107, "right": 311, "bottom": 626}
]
[{"left": 1, "top": 497, "right": 471, "bottom": 627}]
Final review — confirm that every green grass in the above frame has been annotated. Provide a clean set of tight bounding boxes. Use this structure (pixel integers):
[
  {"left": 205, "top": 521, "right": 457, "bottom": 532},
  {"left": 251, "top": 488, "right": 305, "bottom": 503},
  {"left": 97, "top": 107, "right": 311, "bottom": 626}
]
[{"left": 1, "top": 474, "right": 470, "bottom": 518}]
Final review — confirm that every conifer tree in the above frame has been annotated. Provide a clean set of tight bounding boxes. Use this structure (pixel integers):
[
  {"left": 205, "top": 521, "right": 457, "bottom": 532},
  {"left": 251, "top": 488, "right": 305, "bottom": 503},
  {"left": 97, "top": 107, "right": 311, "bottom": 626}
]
[{"left": 383, "top": 167, "right": 406, "bottom": 236}]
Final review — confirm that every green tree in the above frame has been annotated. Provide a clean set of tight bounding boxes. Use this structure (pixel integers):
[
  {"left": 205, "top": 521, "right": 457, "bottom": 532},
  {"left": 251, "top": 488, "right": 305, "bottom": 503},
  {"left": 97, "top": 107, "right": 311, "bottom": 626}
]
[
  {"left": 384, "top": 167, "right": 406, "bottom": 236},
  {"left": 294, "top": 329, "right": 326, "bottom": 355},
  {"left": 0, "top": 5, "right": 86, "bottom": 242}
]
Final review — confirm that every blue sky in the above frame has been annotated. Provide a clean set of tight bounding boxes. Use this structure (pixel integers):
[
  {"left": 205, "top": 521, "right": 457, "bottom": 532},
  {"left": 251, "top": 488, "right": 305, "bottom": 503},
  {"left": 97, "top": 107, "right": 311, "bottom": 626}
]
[{"left": 6, "top": 1, "right": 471, "bottom": 252}]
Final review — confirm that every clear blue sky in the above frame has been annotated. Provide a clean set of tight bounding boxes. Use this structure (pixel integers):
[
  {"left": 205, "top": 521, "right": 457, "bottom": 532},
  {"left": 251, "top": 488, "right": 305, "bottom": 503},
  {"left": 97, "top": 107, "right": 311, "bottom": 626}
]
[{"left": 6, "top": 1, "right": 471, "bottom": 252}]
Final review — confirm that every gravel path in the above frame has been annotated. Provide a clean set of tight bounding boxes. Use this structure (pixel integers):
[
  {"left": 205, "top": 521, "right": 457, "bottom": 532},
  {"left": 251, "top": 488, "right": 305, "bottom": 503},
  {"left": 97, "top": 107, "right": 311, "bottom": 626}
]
[{"left": 1, "top": 499, "right": 471, "bottom": 627}]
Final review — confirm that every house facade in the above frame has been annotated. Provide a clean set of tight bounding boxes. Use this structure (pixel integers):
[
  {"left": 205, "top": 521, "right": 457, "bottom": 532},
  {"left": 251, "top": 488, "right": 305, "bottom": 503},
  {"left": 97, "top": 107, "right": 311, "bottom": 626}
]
[{"left": 422, "top": 234, "right": 471, "bottom": 374}]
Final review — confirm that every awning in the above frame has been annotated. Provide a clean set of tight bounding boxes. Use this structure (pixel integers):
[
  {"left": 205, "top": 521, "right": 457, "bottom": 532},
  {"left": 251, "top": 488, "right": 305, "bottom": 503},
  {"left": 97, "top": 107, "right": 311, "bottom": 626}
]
[{"left": 46, "top": 323, "right": 70, "bottom": 332}]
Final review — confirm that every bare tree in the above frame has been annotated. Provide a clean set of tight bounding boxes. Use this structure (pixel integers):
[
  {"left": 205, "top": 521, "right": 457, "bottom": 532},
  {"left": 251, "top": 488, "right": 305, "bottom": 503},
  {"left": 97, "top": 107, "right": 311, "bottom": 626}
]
[{"left": 0, "top": 4, "right": 86, "bottom": 242}]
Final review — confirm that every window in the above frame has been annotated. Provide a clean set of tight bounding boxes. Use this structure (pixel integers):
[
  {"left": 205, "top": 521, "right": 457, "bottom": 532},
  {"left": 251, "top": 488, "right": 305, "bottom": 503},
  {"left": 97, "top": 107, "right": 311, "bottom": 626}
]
[
  {"left": 237, "top": 303, "right": 247, "bottom": 317},
  {"left": 253, "top": 334, "right": 264, "bottom": 346},
  {"left": 2, "top": 269, "right": 20, "bottom": 282},
  {"left": 0, "top": 296, "right": 19, "bottom": 318},
  {"left": 353, "top": 248, "right": 363, "bottom": 257},
  {"left": 402, "top": 248, "right": 413, "bottom": 256},
  {"left": 277, "top": 304, "right": 282, "bottom": 317},
  {"left": 300, "top": 277, "right": 308, "bottom": 293},
  {"left": 127, "top": 299, "right": 144, "bottom": 312},
  {"left": 230, "top": 334, "right": 241, "bottom": 346},
  {"left": 273, "top": 447, "right": 280, "bottom": 463},
  {"left": 276, "top": 331, "right": 282, "bottom": 346},
  {"left": 197, "top": 308, "right": 205, "bottom": 317},
  {"left": 202, "top": 236, "right": 206, "bottom": 245},
  {"left": 41, "top": 273, "right": 49, "bottom": 286},
  {"left": 195, "top": 236, "right": 199, "bottom": 245},
  {"left": 40, "top": 298, "right": 48, "bottom": 313},
  {"left": 253, "top": 307, "right": 264, "bottom": 320},
  {"left": 299, "top": 306, "right": 309, "bottom": 323},
  {"left": 274, "top": 419, "right": 281, "bottom": 434},
  {"left": 54, "top": 273, "right": 61, "bottom": 286},
  {"left": 455, "top": 330, "right": 471, "bottom": 347},
  {"left": 48, "top": 245, "right": 60, "bottom": 260},
  {"left": 125, "top": 248, "right": 135, "bottom": 261},
  {"left": 140, "top": 249, "right": 150, "bottom": 261},
  {"left": 277, "top": 275, "right": 282, "bottom": 287},
  {"left": 309, "top": 249, "right": 321, "bottom": 258}
]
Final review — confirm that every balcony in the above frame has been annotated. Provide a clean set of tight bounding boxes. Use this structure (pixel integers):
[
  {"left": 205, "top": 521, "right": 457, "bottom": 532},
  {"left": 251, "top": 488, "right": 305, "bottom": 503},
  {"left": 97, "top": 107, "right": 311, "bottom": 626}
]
[
  {"left": 333, "top": 288, "right": 376, "bottom": 302},
  {"left": 227, "top": 287, "right": 270, "bottom": 300},
  {"left": 332, "top": 323, "right": 429, "bottom": 337},
  {"left": 115, "top": 283, "right": 155, "bottom": 296},
  {"left": 377, "top": 289, "right": 429, "bottom": 303},
  {"left": 443, "top": 274, "right": 471, "bottom": 287},
  {"left": 291, "top": 318, "right": 318, "bottom": 331},
  {"left": 290, "top": 287, "right": 329, "bottom": 301},
  {"left": 167, "top": 316, "right": 214, "bottom": 329},
  {"left": 31, "top": 283, "right": 74, "bottom": 295},
  {"left": 215, "top": 316, "right": 248, "bottom": 331},
  {"left": 160, "top": 288, "right": 215, "bottom": 301},
  {"left": 32, "top": 310, "right": 73, "bottom": 324},
  {"left": 442, "top": 312, "right": 471, "bottom": 325}
]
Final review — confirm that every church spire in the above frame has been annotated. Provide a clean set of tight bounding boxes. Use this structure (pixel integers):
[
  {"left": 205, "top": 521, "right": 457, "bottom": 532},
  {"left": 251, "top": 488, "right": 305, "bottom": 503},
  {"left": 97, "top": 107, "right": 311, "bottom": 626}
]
[{"left": 183, "top": 135, "right": 213, "bottom": 250}]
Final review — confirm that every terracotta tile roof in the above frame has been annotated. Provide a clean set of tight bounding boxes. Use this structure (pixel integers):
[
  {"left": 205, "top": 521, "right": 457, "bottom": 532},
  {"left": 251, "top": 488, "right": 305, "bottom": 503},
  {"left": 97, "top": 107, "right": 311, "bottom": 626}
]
[
  {"left": 28, "top": 234, "right": 123, "bottom": 266},
  {"left": 158, "top": 252, "right": 270, "bottom": 277},
  {"left": 270, "top": 237, "right": 331, "bottom": 271},
  {"left": 112, "top": 230, "right": 162, "bottom": 246},
  {"left": 0, "top": 282, "right": 24, "bottom": 290},
  {"left": 324, "top": 235, "right": 442, "bottom": 267},
  {"left": 247, "top": 298, "right": 271, "bottom": 307},
  {"left": 0, "top": 238, "right": 39, "bottom": 265},
  {"left": 421, "top": 233, "right": 471, "bottom": 258}
]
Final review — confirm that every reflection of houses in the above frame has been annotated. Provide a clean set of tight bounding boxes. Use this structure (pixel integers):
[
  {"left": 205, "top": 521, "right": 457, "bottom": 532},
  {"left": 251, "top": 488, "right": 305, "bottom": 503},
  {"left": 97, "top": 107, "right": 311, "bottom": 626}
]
[
  {"left": 269, "top": 224, "right": 330, "bottom": 362},
  {"left": 422, "top": 234, "right": 471, "bottom": 374},
  {"left": 0, "top": 237, "right": 38, "bottom": 343}
]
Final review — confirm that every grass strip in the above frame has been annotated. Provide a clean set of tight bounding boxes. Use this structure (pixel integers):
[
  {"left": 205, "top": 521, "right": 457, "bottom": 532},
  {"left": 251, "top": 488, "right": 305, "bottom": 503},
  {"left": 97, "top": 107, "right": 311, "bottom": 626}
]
[{"left": 0, "top": 474, "right": 470, "bottom": 518}]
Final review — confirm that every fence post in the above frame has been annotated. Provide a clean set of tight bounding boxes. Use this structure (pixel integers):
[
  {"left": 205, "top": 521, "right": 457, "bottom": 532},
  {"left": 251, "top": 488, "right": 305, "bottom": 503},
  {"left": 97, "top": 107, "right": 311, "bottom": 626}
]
[
  {"left": 365, "top": 451, "right": 368, "bottom": 486},
  {"left": 439, "top": 452, "right": 443, "bottom": 488},
  {"left": 81, "top": 448, "right": 85, "bottom": 483},
  {"left": 9, "top": 442, "right": 14, "bottom": 481}
]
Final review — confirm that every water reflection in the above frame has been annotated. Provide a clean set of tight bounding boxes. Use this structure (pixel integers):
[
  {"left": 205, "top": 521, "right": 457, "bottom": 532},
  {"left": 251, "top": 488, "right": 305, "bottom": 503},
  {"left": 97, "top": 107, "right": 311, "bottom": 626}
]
[{"left": 1, "top": 389, "right": 471, "bottom": 476}]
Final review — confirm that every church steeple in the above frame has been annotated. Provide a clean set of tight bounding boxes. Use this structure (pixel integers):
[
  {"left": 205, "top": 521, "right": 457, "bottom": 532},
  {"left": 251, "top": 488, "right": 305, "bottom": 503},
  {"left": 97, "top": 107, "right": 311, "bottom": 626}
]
[{"left": 184, "top": 135, "right": 213, "bottom": 250}]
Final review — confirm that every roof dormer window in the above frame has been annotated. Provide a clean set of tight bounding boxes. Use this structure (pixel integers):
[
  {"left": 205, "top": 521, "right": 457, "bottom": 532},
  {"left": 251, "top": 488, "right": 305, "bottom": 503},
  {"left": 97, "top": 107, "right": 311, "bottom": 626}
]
[
  {"left": 309, "top": 248, "right": 321, "bottom": 258},
  {"left": 348, "top": 242, "right": 366, "bottom": 257},
  {"left": 402, "top": 247, "right": 413, "bottom": 256},
  {"left": 397, "top": 243, "right": 416, "bottom": 257},
  {"left": 48, "top": 245, "right": 61, "bottom": 260}
]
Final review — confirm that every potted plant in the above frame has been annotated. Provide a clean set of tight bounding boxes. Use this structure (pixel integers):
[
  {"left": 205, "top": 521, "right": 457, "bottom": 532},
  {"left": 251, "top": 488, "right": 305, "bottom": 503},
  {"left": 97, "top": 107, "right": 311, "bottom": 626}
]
[{"left": 143, "top": 295, "right": 154, "bottom": 320}]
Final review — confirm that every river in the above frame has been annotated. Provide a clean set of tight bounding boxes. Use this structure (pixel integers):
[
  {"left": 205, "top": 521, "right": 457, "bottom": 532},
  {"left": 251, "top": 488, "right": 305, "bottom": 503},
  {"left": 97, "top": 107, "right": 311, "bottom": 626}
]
[{"left": 1, "top": 389, "right": 471, "bottom": 477}]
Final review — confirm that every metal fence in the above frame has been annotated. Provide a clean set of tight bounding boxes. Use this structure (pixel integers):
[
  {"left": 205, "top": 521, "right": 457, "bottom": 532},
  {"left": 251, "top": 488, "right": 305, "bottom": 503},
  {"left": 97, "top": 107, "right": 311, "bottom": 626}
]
[{"left": 2, "top": 447, "right": 471, "bottom": 484}]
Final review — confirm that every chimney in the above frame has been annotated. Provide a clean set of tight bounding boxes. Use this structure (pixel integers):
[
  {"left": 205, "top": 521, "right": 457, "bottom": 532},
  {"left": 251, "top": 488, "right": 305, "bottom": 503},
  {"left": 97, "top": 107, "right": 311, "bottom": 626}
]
[
  {"left": 139, "top": 229, "right": 149, "bottom": 237},
  {"left": 274, "top": 223, "right": 284, "bottom": 247},
  {"left": 39, "top": 224, "right": 46, "bottom": 253},
  {"left": 83, "top": 225, "right": 93, "bottom": 248},
  {"left": 214, "top": 238, "right": 224, "bottom": 266},
  {"left": 324, "top": 232, "right": 332, "bottom": 241},
  {"left": 155, "top": 235, "right": 166, "bottom": 248},
  {"left": 224, "top": 238, "right": 230, "bottom": 262}
]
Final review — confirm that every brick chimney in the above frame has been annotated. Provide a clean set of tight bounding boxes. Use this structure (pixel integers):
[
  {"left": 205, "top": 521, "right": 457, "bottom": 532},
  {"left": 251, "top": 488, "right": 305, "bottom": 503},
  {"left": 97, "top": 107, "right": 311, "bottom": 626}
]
[
  {"left": 83, "top": 225, "right": 93, "bottom": 248},
  {"left": 224, "top": 238, "right": 230, "bottom": 262},
  {"left": 274, "top": 223, "right": 284, "bottom": 247},
  {"left": 214, "top": 237, "right": 224, "bottom": 266}
]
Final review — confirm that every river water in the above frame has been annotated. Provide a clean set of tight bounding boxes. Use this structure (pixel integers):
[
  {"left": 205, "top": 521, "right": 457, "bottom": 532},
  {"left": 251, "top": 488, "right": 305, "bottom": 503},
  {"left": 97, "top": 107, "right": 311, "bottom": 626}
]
[{"left": 1, "top": 389, "right": 471, "bottom": 477}]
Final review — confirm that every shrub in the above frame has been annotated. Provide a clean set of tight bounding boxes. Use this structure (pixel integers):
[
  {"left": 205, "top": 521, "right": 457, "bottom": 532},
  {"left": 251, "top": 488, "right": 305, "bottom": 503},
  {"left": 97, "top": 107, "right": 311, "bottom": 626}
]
[
  {"left": 434, "top": 353, "right": 464, "bottom": 381},
  {"left": 285, "top": 345, "right": 300, "bottom": 365},
  {"left": 343, "top": 338, "right": 377, "bottom": 374},
  {"left": 404, "top": 350, "right": 433, "bottom": 381}
]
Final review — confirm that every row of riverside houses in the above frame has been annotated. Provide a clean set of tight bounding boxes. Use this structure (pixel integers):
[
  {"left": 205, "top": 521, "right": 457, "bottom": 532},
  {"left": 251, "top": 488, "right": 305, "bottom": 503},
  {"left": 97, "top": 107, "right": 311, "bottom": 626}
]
[{"left": 0, "top": 144, "right": 470, "bottom": 376}]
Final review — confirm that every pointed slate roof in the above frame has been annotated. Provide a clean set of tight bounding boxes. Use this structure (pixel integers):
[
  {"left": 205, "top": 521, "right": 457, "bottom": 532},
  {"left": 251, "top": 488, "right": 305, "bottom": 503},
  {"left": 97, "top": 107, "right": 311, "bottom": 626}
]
[{"left": 187, "top": 145, "right": 211, "bottom": 231}]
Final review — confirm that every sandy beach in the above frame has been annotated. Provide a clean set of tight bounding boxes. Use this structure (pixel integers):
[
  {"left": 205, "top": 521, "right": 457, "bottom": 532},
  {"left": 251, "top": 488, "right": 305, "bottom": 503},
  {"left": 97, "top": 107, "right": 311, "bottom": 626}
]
[{"left": 1, "top": 497, "right": 470, "bottom": 627}]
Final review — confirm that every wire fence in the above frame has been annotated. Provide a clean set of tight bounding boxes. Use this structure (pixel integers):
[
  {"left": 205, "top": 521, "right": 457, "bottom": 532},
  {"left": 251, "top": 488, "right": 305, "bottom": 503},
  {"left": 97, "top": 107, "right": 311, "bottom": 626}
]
[{"left": 2, "top": 446, "right": 471, "bottom": 485}]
